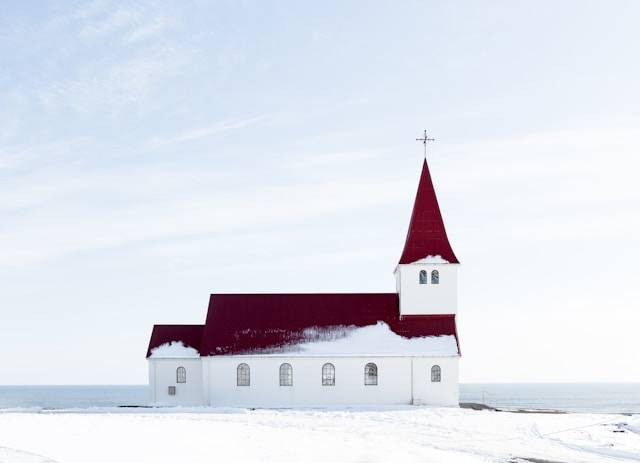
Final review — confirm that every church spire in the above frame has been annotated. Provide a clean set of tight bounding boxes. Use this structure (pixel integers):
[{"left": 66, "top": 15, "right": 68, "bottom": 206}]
[{"left": 398, "top": 159, "right": 459, "bottom": 264}]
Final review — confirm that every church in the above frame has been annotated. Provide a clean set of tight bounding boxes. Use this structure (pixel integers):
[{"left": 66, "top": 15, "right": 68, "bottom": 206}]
[{"left": 146, "top": 156, "right": 462, "bottom": 407}]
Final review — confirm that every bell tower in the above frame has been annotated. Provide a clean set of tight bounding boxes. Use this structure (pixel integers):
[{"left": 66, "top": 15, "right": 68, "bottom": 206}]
[{"left": 394, "top": 158, "right": 459, "bottom": 317}]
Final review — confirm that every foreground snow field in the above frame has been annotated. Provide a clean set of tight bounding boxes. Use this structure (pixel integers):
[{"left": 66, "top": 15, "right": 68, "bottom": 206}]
[{"left": 0, "top": 407, "right": 638, "bottom": 463}]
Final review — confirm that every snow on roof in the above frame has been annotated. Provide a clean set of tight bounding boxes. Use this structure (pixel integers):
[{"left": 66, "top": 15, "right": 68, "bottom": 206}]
[
  {"left": 150, "top": 341, "right": 200, "bottom": 358},
  {"left": 146, "top": 295, "right": 459, "bottom": 358},
  {"left": 255, "top": 322, "right": 458, "bottom": 356},
  {"left": 199, "top": 293, "right": 459, "bottom": 356},
  {"left": 413, "top": 255, "right": 450, "bottom": 264},
  {"left": 146, "top": 325, "right": 203, "bottom": 358}
]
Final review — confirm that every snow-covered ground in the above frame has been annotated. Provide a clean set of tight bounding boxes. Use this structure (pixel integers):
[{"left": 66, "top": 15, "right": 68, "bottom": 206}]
[{"left": 0, "top": 407, "right": 638, "bottom": 463}]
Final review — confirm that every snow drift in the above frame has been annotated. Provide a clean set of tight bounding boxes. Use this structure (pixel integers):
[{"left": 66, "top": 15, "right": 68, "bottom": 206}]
[
  {"left": 150, "top": 341, "right": 200, "bottom": 358},
  {"left": 415, "top": 255, "right": 450, "bottom": 264},
  {"left": 258, "top": 321, "right": 459, "bottom": 356}
]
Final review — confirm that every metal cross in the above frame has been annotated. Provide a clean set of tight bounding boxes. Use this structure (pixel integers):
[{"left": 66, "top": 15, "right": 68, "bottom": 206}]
[{"left": 416, "top": 130, "right": 435, "bottom": 158}]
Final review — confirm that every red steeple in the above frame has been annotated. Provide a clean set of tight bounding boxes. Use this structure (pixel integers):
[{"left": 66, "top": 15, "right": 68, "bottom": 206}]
[{"left": 398, "top": 159, "right": 459, "bottom": 264}]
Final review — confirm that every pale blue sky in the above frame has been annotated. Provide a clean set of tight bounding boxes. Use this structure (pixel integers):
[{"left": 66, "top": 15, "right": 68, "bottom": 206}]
[{"left": 1, "top": 1, "right": 639, "bottom": 384}]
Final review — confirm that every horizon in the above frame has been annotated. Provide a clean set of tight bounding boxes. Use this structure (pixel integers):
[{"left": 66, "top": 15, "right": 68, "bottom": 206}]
[
  {"left": 3, "top": 381, "right": 640, "bottom": 387},
  {"left": 1, "top": 1, "right": 639, "bottom": 385}
]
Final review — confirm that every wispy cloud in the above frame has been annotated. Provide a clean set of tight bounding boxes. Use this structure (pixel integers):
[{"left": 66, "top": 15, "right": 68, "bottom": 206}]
[
  {"left": 3, "top": 123, "right": 638, "bottom": 267},
  {"left": 441, "top": 124, "right": 640, "bottom": 201},
  {"left": 32, "top": 43, "right": 193, "bottom": 114},
  {"left": 284, "top": 150, "right": 378, "bottom": 169},
  {"left": 145, "top": 115, "right": 273, "bottom": 149},
  {"left": 52, "top": 0, "right": 109, "bottom": 24},
  {"left": 78, "top": 4, "right": 146, "bottom": 39},
  {"left": 125, "top": 16, "right": 174, "bottom": 43},
  {"left": 0, "top": 169, "right": 406, "bottom": 266},
  {"left": 53, "top": 1, "right": 173, "bottom": 44},
  {"left": 0, "top": 137, "right": 91, "bottom": 171}
]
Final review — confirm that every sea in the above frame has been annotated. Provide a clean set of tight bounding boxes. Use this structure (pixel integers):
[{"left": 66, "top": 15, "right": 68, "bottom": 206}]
[{"left": 0, "top": 383, "right": 638, "bottom": 413}]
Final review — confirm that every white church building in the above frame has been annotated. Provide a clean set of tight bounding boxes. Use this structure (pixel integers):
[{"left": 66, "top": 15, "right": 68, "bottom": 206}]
[{"left": 147, "top": 157, "right": 462, "bottom": 407}]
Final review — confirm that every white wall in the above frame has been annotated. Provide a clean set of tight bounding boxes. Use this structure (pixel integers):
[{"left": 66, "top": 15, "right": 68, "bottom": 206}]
[
  {"left": 396, "top": 263, "right": 458, "bottom": 316},
  {"left": 148, "top": 358, "right": 203, "bottom": 406},
  {"left": 207, "top": 356, "right": 407, "bottom": 407},
  {"left": 149, "top": 355, "right": 458, "bottom": 407},
  {"left": 411, "top": 356, "right": 459, "bottom": 406},
  {"left": 207, "top": 355, "right": 458, "bottom": 407}
]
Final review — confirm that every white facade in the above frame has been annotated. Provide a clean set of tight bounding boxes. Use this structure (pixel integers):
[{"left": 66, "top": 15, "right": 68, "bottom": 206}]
[
  {"left": 148, "top": 355, "right": 458, "bottom": 407},
  {"left": 149, "top": 358, "right": 204, "bottom": 406}
]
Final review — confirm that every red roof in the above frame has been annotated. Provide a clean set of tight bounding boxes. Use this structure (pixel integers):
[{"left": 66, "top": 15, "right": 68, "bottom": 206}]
[
  {"left": 147, "top": 294, "right": 458, "bottom": 357},
  {"left": 399, "top": 159, "right": 459, "bottom": 264}
]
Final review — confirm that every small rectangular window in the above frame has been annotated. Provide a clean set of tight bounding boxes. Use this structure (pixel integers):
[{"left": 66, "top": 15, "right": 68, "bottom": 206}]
[
  {"left": 237, "top": 363, "right": 250, "bottom": 386},
  {"left": 168, "top": 386, "right": 176, "bottom": 396}
]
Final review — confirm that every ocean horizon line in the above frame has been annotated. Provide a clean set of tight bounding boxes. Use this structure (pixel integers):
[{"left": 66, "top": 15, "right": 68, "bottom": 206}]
[{"left": 2, "top": 381, "right": 638, "bottom": 387}]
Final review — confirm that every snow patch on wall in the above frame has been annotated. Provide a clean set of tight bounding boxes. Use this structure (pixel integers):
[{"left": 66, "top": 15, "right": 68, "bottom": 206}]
[
  {"left": 150, "top": 341, "right": 200, "bottom": 358},
  {"left": 256, "top": 322, "right": 458, "bottom": 356}
]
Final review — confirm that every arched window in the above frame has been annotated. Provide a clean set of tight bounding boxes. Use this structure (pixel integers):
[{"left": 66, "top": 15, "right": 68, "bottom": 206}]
[
  {"left": 279, "top": 363, "right": 293, "bottom": 386},
  {"left": 419, "top": 270, "right": 428, "bottom": 284},
  {"left": 176, "top": 366, "right": 186, "bottom": 383},
  {"left": 237, "top": 363, "right": 250, "bottom": 386},
  {"left": 431, "top": 270, "right": 439, "bottom": 284},
  {"left": 364, "top": 363, "right": 378, "bottom": 386},
  {"left": 431, "top": 365, "right": 441, "bottom": 382},
  {"left": 322, "top": 363, "right": 335, "bottom": 386}
]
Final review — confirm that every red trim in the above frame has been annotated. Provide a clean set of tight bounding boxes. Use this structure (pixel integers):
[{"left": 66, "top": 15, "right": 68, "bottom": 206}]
[{"left": 453, "top": 315, "right": 461, "bottom": 356}]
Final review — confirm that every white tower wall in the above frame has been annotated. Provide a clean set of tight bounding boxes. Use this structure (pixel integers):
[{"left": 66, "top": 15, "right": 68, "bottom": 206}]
[{"left": 395, "top": 263, "right": 458, "bottom": 316}]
